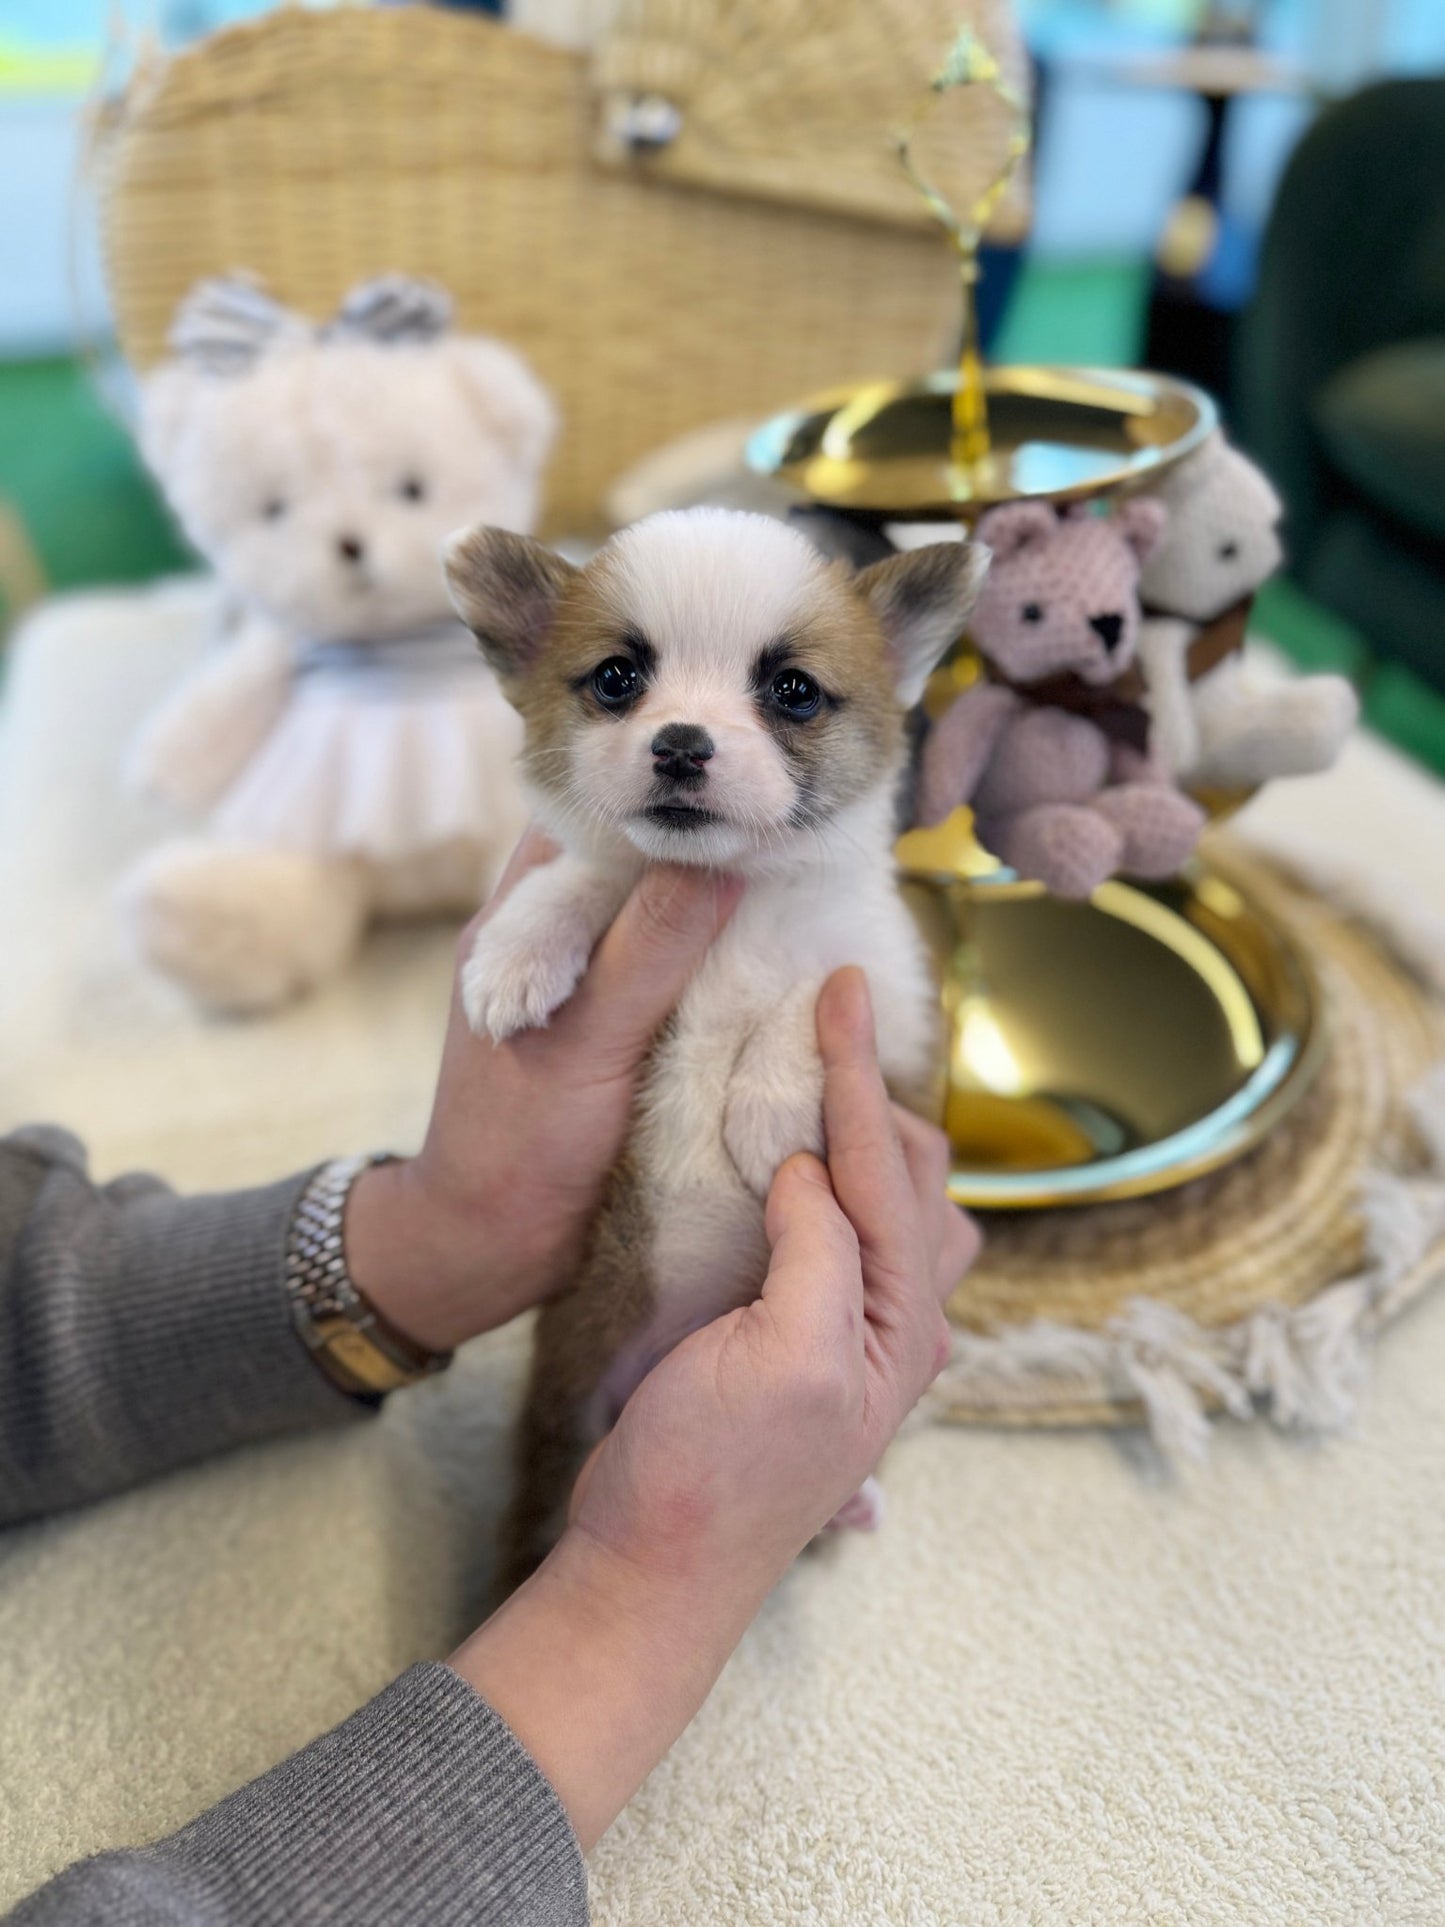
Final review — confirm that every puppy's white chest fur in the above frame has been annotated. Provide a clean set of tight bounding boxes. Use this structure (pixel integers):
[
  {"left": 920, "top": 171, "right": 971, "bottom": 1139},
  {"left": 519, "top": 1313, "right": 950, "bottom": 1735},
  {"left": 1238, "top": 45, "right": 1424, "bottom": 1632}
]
[{"left": 634, "top": 835, "right": 936, "bottom": 1345}]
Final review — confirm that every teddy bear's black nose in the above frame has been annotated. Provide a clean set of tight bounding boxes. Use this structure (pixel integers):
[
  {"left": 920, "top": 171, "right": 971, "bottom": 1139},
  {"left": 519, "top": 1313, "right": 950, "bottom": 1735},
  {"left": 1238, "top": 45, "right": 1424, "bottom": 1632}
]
[
  {"left": 651, "top": 724, "right": 715, "bottom": 788},
  {"left": 1089, "top": 612, "right": 1124, "bottom": 653},
  {"left": 337, "top": 534, "right": 366, "bottom": 565}
]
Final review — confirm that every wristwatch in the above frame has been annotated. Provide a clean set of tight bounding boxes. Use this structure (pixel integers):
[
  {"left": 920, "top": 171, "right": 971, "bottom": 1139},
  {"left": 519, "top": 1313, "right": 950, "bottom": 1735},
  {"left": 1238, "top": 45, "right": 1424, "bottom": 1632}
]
[{"left": 285, "top": 1154, "right": 453, "bottom": 1397}]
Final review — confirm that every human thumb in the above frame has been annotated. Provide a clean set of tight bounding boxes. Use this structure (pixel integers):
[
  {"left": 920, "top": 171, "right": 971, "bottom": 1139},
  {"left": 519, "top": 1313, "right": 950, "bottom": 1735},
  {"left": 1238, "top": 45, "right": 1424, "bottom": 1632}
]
[
  {"left": 568, "top": 865, "right": 743, "bottom": 1065},
  {"left": 759, "top": 1154, "right": 864, "bottom": 1356}
]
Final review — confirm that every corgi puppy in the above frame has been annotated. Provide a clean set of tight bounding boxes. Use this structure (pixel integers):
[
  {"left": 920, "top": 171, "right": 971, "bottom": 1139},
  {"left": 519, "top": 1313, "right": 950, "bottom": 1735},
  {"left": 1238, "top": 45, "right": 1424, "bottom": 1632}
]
[{"left": 445, "top": 508, "right": 987, "bottom": 1587}]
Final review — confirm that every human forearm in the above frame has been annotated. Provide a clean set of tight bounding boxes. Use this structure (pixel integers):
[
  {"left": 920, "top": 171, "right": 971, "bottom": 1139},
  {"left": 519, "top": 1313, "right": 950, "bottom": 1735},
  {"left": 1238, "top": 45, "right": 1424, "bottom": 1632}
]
[
  {"left": 0, "top": 1129, "right": 360, "bottom": 1527},
  {"left": 451, "top": 1526, "right": 766, "bottom": 1852}
]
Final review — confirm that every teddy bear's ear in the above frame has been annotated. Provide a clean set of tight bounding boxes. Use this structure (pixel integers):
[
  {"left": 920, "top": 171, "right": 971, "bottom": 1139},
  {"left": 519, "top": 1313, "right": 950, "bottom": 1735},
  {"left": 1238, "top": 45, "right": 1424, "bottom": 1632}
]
[
  {"left": 447, "top": 338, "right": 560, "bottom": 479},
  {"left": 1114, "top": 496, "right": 1167, "bottom": 563},
  {"left": 854, "top": 539, "right": 991, "bottom": 707},
  {"left": 445, "top": 525, "right": 577, "bottom": 680},
  {"left": 974, "top": 500, "right": 1057, "bottom": 560}
]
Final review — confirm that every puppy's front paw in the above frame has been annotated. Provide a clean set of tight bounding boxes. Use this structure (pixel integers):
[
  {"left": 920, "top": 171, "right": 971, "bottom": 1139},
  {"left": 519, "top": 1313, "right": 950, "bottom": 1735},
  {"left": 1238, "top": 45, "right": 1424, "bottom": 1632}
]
[
  {"left": 722, "top": 1078, "right": 825, "bottom": 1201},
  {"left": 822, "top": 1477, "right": 886, "bottom": 1534},
  {"left": 461, "top": 920, "right": 591, "bottom": 1042}
]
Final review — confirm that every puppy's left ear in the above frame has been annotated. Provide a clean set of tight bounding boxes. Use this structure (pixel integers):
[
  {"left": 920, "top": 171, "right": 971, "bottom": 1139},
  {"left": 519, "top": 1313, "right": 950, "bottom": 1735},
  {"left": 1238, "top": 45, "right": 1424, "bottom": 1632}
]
[
  {"left": 445, "top": 525, "right": 577, "bottom": 681},
  {"left": 855, "top": 540, "right": 991, "bottom": 707}
]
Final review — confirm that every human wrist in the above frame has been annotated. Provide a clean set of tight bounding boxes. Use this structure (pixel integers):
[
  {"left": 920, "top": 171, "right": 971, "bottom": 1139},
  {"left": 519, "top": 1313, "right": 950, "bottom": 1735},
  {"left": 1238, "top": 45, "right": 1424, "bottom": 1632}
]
[
  {"left": 450, "top": 1525, "right": 756, "bottom": 1850},
  {"left": 343, "top": 1156, "right": 496, "bottom": 1353}
]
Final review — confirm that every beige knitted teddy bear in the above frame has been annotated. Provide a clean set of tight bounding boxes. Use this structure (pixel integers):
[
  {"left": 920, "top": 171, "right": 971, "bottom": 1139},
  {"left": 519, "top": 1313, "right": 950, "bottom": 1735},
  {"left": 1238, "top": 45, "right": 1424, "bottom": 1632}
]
[{"left": 1136, "top": 431, "right": 1358, "bottom": 790}]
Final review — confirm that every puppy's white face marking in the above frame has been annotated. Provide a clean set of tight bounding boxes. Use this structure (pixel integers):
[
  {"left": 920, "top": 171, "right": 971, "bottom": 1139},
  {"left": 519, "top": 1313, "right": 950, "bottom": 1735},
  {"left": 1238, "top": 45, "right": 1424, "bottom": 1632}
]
[
  {"left": 569, "top": 515, "right": 842, "bottom": 865},
  {"left": 446, "top": 507, "right": 989, "bottom": 872}
]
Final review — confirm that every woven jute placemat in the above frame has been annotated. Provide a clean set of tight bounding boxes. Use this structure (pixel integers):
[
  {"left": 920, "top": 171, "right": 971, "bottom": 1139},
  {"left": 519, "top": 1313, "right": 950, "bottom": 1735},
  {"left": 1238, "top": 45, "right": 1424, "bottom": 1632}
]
[{"left": 934, "top": 839, "right": 1445, "bottom": 1450}]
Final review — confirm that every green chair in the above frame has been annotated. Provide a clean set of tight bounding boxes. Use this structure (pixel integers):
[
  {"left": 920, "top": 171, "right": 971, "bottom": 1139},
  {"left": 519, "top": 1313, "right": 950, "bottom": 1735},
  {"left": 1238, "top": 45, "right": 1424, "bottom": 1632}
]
[{"left": 1235, "top": 77, "right": 1445, "bottom": 694}]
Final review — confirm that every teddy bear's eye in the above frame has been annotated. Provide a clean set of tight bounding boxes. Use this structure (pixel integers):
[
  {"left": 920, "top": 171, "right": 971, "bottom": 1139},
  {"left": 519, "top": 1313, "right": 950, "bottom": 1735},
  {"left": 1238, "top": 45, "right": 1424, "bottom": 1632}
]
[
  {"left": 1021, "top": 601, "right": 1045, "bottom": 624},
  {"left": 261, "top": 497, "right": 287, "bottom": 521},
  {"left": 398, "top": 476, "right": 427, "bottom": 503},
  {"left": 1217, "top": 540, "right": 1239, "bottom": 561}
]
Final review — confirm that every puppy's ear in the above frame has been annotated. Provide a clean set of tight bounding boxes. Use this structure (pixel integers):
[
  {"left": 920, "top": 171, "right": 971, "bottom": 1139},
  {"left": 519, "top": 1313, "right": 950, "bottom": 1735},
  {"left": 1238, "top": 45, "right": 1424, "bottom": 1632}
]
[
  {"left": 445, "top": 525, "right": 577, "bottom": 680},
  {"left": 855, "top": 540, "right": 990, "bottom": 707}
]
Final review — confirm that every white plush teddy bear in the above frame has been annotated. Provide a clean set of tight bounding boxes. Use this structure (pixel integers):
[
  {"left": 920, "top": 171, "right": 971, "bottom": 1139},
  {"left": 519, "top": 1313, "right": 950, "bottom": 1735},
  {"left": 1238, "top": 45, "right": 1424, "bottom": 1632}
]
[
  {"left": 1136, "top": 430, "right": 1357, "bottom": 791},
  {"left": 122, "top": 276, "right": 556, "bottom": 1013}
]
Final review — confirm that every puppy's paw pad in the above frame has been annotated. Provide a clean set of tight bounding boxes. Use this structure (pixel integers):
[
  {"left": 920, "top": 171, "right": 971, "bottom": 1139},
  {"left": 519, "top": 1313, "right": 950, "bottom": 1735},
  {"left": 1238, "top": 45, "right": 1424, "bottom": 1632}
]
[
  {"left": 823, "top": 1477, "right": 886, "bottom": 1534},
  {"left": 461, "top": 931, "right": 589, "bottom": 1042}
]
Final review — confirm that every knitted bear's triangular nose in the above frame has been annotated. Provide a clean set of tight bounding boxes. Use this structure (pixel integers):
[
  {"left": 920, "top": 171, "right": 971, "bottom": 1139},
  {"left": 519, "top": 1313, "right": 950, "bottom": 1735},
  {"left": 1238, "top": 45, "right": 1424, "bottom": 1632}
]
[{"left": 1089, "top": 612, "right": 1124, "bottom": 652}]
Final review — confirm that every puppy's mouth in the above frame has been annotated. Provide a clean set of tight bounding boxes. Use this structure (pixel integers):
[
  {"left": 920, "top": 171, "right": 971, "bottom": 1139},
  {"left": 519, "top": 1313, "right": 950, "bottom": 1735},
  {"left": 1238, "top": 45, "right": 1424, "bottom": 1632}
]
[{"left": 640, "top": 802, "right": 722, "bottom": 832}]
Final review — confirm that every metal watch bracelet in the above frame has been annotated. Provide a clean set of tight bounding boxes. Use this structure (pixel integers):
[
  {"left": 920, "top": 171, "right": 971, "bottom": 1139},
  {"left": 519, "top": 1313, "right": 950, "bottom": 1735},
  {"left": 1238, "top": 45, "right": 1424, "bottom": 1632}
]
[{"left": 285, "top": 1153, "right": 453, "bottom": 1397}]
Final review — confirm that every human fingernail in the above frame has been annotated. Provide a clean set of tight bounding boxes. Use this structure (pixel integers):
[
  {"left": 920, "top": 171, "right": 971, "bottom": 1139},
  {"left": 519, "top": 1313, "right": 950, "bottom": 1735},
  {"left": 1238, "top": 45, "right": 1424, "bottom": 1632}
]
[{"left": 826, "top": 966, "right": 875, "bottom": 1048}]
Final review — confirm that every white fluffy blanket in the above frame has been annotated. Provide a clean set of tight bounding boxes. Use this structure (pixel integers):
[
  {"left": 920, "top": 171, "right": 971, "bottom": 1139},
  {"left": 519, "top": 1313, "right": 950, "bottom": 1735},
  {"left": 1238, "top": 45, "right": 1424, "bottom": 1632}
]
[{"left": 2, "top": 583, "right": 1444, "bottom": 1923}]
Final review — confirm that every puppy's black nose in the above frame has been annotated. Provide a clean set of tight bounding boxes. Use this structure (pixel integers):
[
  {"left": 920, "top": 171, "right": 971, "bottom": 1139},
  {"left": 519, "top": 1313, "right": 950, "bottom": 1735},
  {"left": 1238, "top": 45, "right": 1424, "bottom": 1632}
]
[
  {"left": 1089, "top": 611, "right": 1124, "bottom": 652},
  {"left": 337, "top": 534, "right": 366, "bottom": 564},
  {"left": 651, "top": 724, "right": 715, "bottom": 786}
]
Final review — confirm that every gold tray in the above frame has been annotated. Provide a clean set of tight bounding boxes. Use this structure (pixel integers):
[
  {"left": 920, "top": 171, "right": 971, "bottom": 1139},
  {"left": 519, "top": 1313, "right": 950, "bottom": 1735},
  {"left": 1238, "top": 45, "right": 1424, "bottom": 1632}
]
[
  {"left": 902, "top": 856, "right": 1325, "bottom": 1209},
  {"left": 745, "top": 365, "right": 1217, "bottom": 520}
]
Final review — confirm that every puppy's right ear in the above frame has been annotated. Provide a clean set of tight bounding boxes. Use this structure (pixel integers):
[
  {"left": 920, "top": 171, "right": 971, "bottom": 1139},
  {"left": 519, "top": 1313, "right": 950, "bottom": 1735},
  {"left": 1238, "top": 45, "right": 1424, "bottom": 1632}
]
[{"left": 445, "top": 526, "right": 577, "bottom": 680}]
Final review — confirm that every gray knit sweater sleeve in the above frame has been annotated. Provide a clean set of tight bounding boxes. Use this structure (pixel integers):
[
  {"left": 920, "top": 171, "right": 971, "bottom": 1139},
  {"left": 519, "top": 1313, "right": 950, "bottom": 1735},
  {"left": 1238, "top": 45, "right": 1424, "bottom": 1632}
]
[
  {"left": 0, "top": 1129, "right": 590, "bottom": 1925},
  {"left": 0, "top": 1125, "right": 357, "bottom": 1525},
  {"left": 10, "top": 1663, "right": 587, "bottom": 1927}
]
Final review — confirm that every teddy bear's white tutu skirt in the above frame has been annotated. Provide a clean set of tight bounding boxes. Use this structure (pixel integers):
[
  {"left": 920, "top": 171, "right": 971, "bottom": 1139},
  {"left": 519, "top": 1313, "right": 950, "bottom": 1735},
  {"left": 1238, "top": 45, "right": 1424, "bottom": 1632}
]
[{"left": 212, "top": 648, "right": 523, "bottom": 863}]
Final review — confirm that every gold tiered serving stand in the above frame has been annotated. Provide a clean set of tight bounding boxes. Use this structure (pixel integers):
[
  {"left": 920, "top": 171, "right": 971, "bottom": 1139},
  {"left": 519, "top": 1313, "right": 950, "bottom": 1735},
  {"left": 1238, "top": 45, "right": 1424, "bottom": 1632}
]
[
  {"left": 745, "top": 29, "right": 1324, "bottom": 1208},
  {"left": 746, "top": 365, "right": 1326, "bottom": 1209}
]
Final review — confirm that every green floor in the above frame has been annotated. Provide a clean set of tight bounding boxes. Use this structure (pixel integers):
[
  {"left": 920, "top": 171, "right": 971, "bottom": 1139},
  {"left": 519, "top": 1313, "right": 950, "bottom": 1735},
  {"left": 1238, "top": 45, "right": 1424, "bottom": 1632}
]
[{"left": 1, "top": 258, "right": 1442, "bottom": 770}]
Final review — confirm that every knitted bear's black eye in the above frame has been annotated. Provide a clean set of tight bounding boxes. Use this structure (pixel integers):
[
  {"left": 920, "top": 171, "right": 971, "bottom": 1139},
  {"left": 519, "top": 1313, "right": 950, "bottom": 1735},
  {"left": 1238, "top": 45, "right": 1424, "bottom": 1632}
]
[
  {"left": 398, "top": 476, "right": 427, "bottom": 503},
  {"left": 1217, "top": 540, "right": 1239, "bottom": 561},
  {"left": 261, "top": 497, "right": 287, "bottom": 521},
  {"left": 770, "top": 669, "right": 822, "bottom": 717},
  {"left": 1021, "top": 601, "right": 1044, "bottom": 623},
  {"left": 592, "top": 657, "right": 641, "bottom": 708}
]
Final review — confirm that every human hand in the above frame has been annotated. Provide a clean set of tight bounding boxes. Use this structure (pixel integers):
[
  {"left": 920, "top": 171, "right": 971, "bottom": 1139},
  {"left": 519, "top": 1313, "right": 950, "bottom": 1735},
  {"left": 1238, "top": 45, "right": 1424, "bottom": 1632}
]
[
  {"left": 453, "top": 967, "right": 978, "bottom": 1848},
  {"left": 345, "top": 829, "right": 741, "bottom": 1351},
  {"left": 567, "top": 964, "right": 977, "bottom": 1602}
]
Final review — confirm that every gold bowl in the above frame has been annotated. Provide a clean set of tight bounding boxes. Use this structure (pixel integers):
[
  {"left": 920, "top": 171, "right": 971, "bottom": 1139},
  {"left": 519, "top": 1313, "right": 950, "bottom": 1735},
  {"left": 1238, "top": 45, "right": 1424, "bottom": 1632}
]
[
  {"left": 744, "top": 364, "right": 1217, "bottom": 521},
  {"left": 902, "top": 847, "right": 1325, "bottom": 1209}
]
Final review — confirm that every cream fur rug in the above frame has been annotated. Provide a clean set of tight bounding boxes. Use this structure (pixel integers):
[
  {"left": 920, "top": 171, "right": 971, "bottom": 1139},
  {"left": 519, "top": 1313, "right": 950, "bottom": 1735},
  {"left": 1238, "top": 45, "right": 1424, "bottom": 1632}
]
[{"left": 3, "top": 583, "right": 1445, "bottom": 1923}]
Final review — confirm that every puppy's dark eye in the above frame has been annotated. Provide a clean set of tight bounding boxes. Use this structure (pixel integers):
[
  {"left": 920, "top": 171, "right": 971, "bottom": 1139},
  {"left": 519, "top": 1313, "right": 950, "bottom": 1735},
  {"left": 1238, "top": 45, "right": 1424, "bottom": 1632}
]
[
  {"left": 1217, "top": 539, "right": 1239, "bottom": 561},
  {"left": 771, "top": 668, "right": 822, "bottom": 718},
  {"left": 1021, "top": 601, "right": 1044, "bottom": 624},
  {"left": 592, "top": 657, "right": 641, "bottom": 708},
  {"left": 398, "top": 476, "right": 427, "bottom": 503},
  {"left": 261, "top": 497, "right": 287, "bottom": 521}
]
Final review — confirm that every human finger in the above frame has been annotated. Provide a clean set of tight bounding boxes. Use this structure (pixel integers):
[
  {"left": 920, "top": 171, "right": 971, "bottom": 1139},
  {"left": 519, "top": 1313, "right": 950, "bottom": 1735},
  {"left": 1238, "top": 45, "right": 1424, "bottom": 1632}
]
[
  {"left": 567, "top": 864, "right": 742, "bottom": 1067},
  {"left": 759, "top": 1153, "right": 865, "bottom": 1359},
  {"left": 890, "top": 1106, "right": 981, "bottom": 1301},
  {"left": 816, "top": 970, "right": 916, "bottom": 1283}
]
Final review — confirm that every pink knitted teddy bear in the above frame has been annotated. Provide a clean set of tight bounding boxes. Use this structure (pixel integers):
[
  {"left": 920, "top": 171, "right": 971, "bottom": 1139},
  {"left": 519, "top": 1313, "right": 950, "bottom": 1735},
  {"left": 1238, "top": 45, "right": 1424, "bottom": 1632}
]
[{"left": 915, "top": 499, "right": 1205, "bottom": 899}]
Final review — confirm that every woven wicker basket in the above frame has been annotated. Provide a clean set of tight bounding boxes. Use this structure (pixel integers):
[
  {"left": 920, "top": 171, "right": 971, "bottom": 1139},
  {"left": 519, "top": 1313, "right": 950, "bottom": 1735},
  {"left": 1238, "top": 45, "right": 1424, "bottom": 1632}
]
[
  {"left": 98, "top": 4, "right": 1025, "bottom": 535},
  {"left": 592, "top": 0, "right": 1031, "bottom": 238}
]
